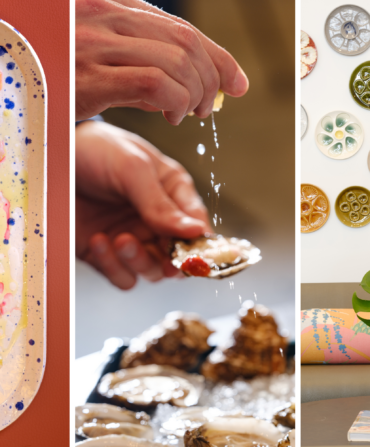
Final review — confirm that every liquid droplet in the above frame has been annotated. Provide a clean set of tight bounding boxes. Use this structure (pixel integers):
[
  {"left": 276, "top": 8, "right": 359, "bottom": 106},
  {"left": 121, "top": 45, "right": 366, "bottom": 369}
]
[
  {"left": 197, "top": 144, "right": 205, "bottom": 155},
  {"left": 200, "top": 121, "right": 205, "bottom": 127},
  {"left": 254, "top": 292, "right": 257, "bottom": 301},
  {"left": 214, "top": 183, "right": 221, "bottom": 193},
  {"left": 238, "top": 295, "right": 242, "bottom": 304},
  {"left": 212, "top": 156, "right": 214, "bottom": 162},
  {"left": 215, "top": 290, "right": 218, "bottom": 297},
  {"left": 279, "top": 348, "right": 283, "bottom": 357},
  {"left": 229, "top": 281, "right": 234, "bottom": 290},
  {"left": 213, "top": 214, "right": 217, "bottom": 226},
  {"left": 211, "top": 172, "right": 214, "bottom": 179}
]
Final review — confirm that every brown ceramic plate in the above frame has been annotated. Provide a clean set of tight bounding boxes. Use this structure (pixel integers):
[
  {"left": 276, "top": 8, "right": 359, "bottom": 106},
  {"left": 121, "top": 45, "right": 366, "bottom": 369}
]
[
  {"left": 301, "top": 184, "right": 330, "bottom": 233},
  {"left": 335, "top": 186, "right": 370, "bottom": 228}
]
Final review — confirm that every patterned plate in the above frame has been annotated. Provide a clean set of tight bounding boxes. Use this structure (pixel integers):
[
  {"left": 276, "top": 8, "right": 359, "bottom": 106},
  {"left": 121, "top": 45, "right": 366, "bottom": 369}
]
[
  {"left": 301, "top": 31, "right": 318, "bottom": 79},
  {"left": 325, "top": 5, "right": 370, "bottom": 56},
  {"left": 335, "top": 186, "right": 370, "bottom": 228},
  {"left": 349, "top": 61, "right": 370, "bottom": 109},
  {"left": 301, "top": 184, "right": 330, "bottom": 233},
  {"left": 301, "top": 105, "right": 308, "bottom": 139}
]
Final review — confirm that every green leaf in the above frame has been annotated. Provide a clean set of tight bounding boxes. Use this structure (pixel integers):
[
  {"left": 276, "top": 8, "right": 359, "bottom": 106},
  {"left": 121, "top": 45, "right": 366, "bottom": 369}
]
[
  {"left": 360, "top": 270, "right": 370, "bottom": 294},
  {"left": 352, "top": 292, "right": 370, "bottom": 328}
]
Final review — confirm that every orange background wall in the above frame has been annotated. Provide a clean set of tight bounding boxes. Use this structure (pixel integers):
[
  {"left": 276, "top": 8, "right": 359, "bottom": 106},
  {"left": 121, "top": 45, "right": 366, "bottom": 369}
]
[{"left": 1, "top": 1, "right": 70, "bottom": 445}]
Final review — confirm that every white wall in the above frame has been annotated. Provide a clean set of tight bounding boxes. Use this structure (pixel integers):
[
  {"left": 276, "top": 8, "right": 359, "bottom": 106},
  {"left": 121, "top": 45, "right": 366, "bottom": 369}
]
[{"left": 301, "top": 0, "right": 370, "bottom": 283}]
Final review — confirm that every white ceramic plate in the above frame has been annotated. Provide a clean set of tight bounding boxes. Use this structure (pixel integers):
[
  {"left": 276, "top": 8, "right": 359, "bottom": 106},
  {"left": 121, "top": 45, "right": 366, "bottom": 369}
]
[
  {"left": 315, "top": 111, "right": 363, "bottom": 160},
  {"left": 0, "top": 20, "right": 47, "bottom": 430},
  {"left": 301, "top": 105, "right": 308, "bottom": 139}
]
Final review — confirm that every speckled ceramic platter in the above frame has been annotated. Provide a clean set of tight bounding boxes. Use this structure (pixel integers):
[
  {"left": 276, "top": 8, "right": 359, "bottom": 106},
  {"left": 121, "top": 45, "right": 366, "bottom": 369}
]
[
  {"left": 350, "top": 61, "right": 370, "bottom": 109},
  {"left": 335, "top": 186, "right": 370, "bottom": 228},
  {"left": 301, "top": 105, "right": 308, "bottom": 139},
  {"left": 315, "top": 111, "right": 363, "bottom": 160},
  {"left": 301, "top": 31, "right": 318, "bottom": 79},
  {"left": 301, "top": 184, "right": 330, "bottom": 233},
  {"left": 325, "top": 5, "right": 370, "bottom": 56},
  {"left": 0, "top": 20, "right": 47, "bottom": 430}
]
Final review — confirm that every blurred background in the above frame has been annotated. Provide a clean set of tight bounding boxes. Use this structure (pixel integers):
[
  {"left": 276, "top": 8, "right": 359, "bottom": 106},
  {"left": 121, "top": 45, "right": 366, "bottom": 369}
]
[{"left": 76, "top": 0, "right": 295, "bottom": 358}]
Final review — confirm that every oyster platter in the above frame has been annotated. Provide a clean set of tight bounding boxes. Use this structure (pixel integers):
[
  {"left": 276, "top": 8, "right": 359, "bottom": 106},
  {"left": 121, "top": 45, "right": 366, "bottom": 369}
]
[{"left": 75, "top": 303, "right": 295, "bottom": 447}]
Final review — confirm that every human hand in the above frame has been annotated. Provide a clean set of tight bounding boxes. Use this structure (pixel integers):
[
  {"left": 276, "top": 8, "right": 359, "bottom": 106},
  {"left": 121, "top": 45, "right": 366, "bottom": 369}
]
[
  {"left": 76, "top": 120, "right": 211, "bottom": 290},
  {"left": 76, "top": 0, "right": 249, "bottom": 124}
]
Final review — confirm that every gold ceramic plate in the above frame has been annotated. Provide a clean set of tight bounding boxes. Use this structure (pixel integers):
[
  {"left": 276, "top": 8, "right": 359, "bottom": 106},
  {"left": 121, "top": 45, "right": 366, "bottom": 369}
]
[
  {"left": 301, "top": 184, "right": 330, "bottom": 233},
  {"left": 335, "top": 186, "right": 370, "bottom": 228}
]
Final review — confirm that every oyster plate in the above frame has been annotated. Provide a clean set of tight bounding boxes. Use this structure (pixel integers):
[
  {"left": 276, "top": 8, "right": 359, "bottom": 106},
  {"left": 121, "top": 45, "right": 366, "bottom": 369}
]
[
  {"left": 301, "top": 105, "right": 308, "bottom": 139},
  {"left": 301, "top": 184, "right": 330, "bottom": 233},
  {"left": 325, "top": 5, "right": 370, "bottom": 56},
  {"left": 301, "top": 31, "right": 317, "bottom": 79},
  {"left": 349, "top": 61, "right": 370, "bottom": 109},
  {"left": 0, "top": 19, "right": 47, "bottom": 430},
  {"left": 335, "top": 186, "right": 370, "bottom": 228},
  {"left": 315, "top": 111, "right": 363, "bottom": 160},
  {"left": 170, "top": 234, "right": 261, "bottom": 279}
]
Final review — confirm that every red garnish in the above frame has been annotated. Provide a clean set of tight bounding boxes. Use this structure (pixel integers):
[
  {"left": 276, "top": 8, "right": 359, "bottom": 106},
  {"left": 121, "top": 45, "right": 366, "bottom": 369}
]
[{"left": 181, "top": 256, "right": 211, "bottom": 277}]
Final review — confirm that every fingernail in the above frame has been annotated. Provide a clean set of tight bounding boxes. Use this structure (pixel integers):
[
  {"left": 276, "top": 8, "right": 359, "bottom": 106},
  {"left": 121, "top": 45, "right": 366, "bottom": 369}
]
[
  {"left": 234, "top": 69, "right": 248, "bottom": 94},
  {"left": 119, "top": 241, "right": 137, "bottom": 260},
  {"left": 176, "top": 216, "right": 205, "bottom": 230},
  {"left": 93, "top": 240, "right": 108, "bottom": 255}
]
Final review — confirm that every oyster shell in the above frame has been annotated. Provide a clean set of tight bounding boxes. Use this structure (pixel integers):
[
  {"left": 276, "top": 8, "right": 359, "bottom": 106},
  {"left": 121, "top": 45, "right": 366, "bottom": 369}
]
[
  {"left": 75, "top": 403, "right": 152, "bottom": 440},
  {"left": 120, "top": 311, "right": 213, "bottom": 371},
  {"left": 75, "top": 434, "right": 163, "bottom": 446},
  {"left": 272, "top": 403, "right": 295, "bottom": 429},
  {"left": 277, "top": 430, "right": 295, "bottom": 447},
  {"left": 97, "top": 365, "right": 204, "bottom": 412},
  {"left": 184, "top": 418, "right": 281, "bottom": 447},
  {"left": 170, "top": 234, "right": 261, "bottom": 279}
]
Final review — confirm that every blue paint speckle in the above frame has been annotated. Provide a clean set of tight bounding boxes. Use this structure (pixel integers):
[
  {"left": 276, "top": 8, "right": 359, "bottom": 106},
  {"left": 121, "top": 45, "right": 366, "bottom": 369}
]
[
  {"left": 15, "top": 82, "right": 21, "bottom": 88},
  {"left": 19, "top": 113, "right": 23, "bottom": 117},
  {"left": 6, "top": 62, "right": 15, "bottom": 70},
  {"left": 0, "top": 46, "right": 8, "bottom": 56},
  {"left": 34, "top": 229, "right": 39, "bottom": 235},
  {"left": 25, "top": 137, "right": 32, "bottom": 145},
  {"left": 7, "top": 218, "right": 15, "bottom": 225},
  {"left": 29, "top": 339, "right": 35, "bottom": 346},
  {"left": 37, "top": 358, "right": 41, "bottom": 363},
  {"left": 5, "top": 76, "right": 13, "bottom": 84},
  {"left": 3, "top": 239, "right": 9, "bottom": 245},
  {"left": 15, "top": 401, "right": 24, "bottom": 411},
  {"left": 5, "top": 43, "right": 12, "bottom": 50},
  {"left": 4, "top": 98, "right": 15, "bottom": 110}
]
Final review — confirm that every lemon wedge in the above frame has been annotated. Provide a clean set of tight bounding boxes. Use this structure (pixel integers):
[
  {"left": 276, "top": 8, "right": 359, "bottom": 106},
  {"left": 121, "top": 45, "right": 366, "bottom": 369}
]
[{"left": 188, "top": 90, "right": 224, "bottom": 116}]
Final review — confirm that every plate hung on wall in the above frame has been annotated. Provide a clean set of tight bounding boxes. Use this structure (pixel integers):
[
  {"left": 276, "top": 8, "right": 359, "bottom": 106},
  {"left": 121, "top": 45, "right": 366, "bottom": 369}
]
[
  {"left": 325, "top": 5, "right": 370, "bottom": 56},
  {"left": 349, "top": 61, "right": 370, "bottom": 109},
  {"left": 315, "top": 111, "right": 364, "bottom": 160},
  {"left": 335, "top": 186, "right": 370, "bottom": 228},
  {"left": 301, "top": 31, "right": 318, "bottom": 79},
  {"left": 0, "top": 19, "right": 47, "bottom": 430},
  {"left": 301, "top": 105, "right": 308, "bottom": 139}
]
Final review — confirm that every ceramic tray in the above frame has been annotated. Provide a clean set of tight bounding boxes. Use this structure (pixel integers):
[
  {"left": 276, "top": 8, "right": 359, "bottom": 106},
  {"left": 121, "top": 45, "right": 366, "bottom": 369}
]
[
  {"left": 301, "top": 31, "right": 317, "bottom": 79},
  {"left": 0, "top": 20, "right": 47, "bottom": 430},
  {"left": 335, "top": 186, "right": 370, "bottom": 228},
  {"left": 301, "top": 105, "right": 308, "bottom": 139},
  {"left": 325, "top": 5, "right": 370, "bottom": 56},
  {"left": 301, "top": 184, "right": 330, "bottom": 233},
  {"left": 349, "top": 61, "right": 370, "bottom": 109},
  {"left": 315, "top": 111, "right": 363, "bottom": 160}
]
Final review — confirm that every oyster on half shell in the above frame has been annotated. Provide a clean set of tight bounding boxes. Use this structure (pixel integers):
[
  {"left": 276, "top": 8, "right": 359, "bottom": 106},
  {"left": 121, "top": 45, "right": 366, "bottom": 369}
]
[
  {"left": 97, "top": 365, "right": 204, "bottom": 412},
  {"left": 171, "top": 234, "right": 261, "bottom": 279},
  {"left": 75, "top": 403, "right": 152, "bottom": 439},
  {"left": 184, "top": 417, "right": 281, "bottom": 447},
  {"left": 76, "top": 434, "right": 164, "bottom": 446},
  {"left": 277, "top": 430, "right": 295, "bottom": 447}
]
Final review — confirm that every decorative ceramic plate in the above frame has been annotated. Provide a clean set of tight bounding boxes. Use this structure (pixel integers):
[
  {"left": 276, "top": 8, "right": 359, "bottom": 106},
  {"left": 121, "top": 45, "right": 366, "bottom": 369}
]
[
  {"left": 325, "top": 5, "right": 370, "bottom": 56},
  {"left": 301, "top": 184, "right": 330, "bottom": 233},
  {"left": 349, "top": 61, "right": 370, "bottom": 109},
  {"left": 368, "top": 151, "right": 370, "bottom": 171},
  {"left": 0, "top": 20, "right": 47, "bottom": 430},
  {"left": 301, "top": 105, "right": 308, "bottom": 139},
  {"left": 315, "top": 111, "right": 363, "bottom": 160},
  {"left": 301, "top": 31, "right": 318, "bottom": 79},
  {"left": 335, "top": 186, "right": 370, "bottom": 228}
]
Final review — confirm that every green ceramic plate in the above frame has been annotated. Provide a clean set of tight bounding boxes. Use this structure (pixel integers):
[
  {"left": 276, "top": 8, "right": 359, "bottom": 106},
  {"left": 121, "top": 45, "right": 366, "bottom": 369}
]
[
  {"left": 349, "top": 61, "right": 370, "bottom": 109},
  {"left": 335, "top": 186, "right": 370, "bottom": 228}
]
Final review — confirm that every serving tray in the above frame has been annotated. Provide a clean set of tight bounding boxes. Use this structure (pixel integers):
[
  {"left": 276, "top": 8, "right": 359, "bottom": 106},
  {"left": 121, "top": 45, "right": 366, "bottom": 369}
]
[{"left": 0, "top": 19, "right": 47, "bottom": 429}]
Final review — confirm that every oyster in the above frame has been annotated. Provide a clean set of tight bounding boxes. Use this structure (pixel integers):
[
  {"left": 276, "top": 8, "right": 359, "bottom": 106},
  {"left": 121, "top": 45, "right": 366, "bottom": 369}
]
[
  {"left": 184, "top": 418, "right": 281, "bottom": 447},
  {"left": 75, "top": 403, "right": 152, "bottom": 440},
  {"left": 170, "top": 234, "right": 261, "bottom": 279},
  {"left": 202, "top": 302, "right": 287, "bottom": 382},
  {"left": 272, "top": 403, "right": 295, "bottom": 429},
  {"left": 277, "top": 430, "right": 295, "bottom": 447},
  {"left": 97, "top": 365, "right": 204, "bottom": 412},
  {"left": 75, "top": 434, "right": 163, "bottom": 446},
  {"left": 120, "top": 311, "right": 213, "bottom": 371}
]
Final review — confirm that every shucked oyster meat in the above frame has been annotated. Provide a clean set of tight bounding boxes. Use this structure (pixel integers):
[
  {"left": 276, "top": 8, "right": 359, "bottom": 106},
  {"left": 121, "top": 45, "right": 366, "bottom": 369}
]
[
  {"left": 171, "top": 234, "right": 261, "bottom": 278},
  {"left": 277, "top": 430, "right": 295, "bottom": 447},
  {"left": 184, "top": 417, "right": 281, "bottom": 447},
  {"left": 75, "top": 403, "right": 152, "bottom": 439},
  {"left": 97, "top": 365, "right": 204, "bottom": 412},
  {"left": 272, "top": 403, "right": 295, "bottom": 429},
  {"left": 120, "top": 311, "right": 213, "bottom": 371}
]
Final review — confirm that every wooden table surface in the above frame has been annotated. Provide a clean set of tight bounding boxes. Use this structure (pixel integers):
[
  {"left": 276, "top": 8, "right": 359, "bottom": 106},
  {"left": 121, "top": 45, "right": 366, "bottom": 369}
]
[{"left": 302, "top": 396, "right": 370, "bottom": 446}]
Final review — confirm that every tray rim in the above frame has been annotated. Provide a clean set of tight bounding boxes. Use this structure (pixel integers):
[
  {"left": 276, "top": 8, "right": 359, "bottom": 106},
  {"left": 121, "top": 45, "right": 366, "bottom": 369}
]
[{"left": 0, "top": 18, "right": 47, "bottom": 430}]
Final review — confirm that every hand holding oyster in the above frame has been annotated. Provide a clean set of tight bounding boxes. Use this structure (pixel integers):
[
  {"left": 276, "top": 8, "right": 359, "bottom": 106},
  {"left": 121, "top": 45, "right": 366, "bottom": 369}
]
[{"left": 170, "top": 234, "right": 261, "bottom": 278}]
